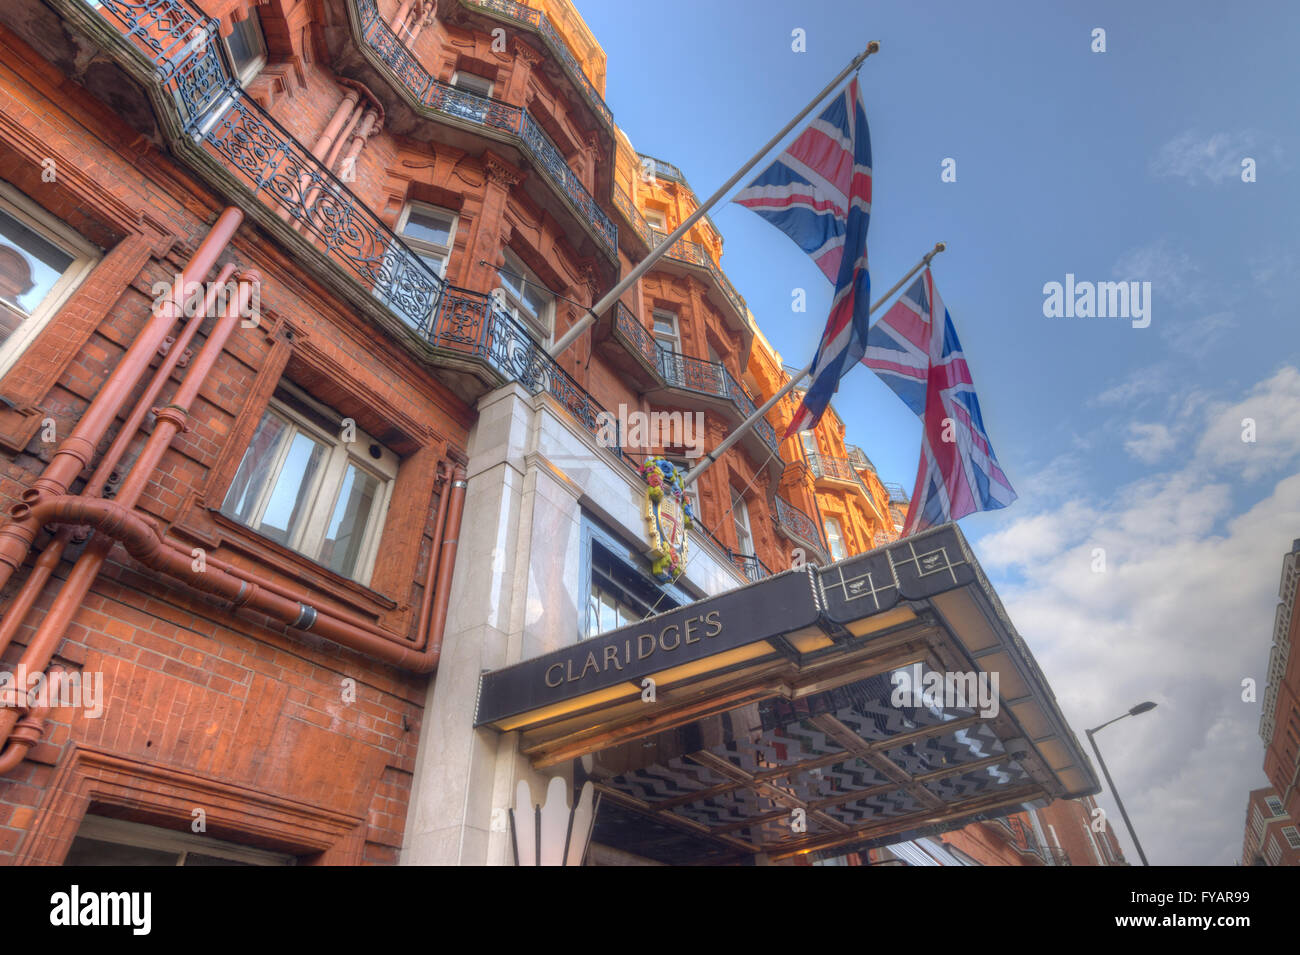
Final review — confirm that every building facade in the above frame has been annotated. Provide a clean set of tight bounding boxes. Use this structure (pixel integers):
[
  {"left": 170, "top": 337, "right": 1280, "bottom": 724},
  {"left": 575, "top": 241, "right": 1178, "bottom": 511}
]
[
  {"left": 1240, "top": 787, "right": 1300, "bottom": 866},
  {"left": 0, "top": 0, "right": 1100, "bottom": 865}
]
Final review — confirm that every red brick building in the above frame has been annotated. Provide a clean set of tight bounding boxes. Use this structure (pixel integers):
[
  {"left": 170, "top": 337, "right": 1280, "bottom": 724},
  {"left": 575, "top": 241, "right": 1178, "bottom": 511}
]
[
  {"left": 1240, "top": 787, "right": 1300, "bottom": 866},
  {"left": 1260, "top": 539, "right": 1300, "bottom": 829}
]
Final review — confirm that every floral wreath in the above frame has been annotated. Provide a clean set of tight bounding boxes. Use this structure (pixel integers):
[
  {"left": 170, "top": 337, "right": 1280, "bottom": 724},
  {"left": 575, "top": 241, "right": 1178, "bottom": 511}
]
[{"left": 640, "top": 456, "right": 693, "bottom": 581}]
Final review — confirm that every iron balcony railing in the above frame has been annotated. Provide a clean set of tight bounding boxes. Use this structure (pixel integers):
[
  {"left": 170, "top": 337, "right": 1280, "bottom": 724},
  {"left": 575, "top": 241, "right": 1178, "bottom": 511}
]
[
  {"left": 846, "top": 444, "right": 877, "bottom": 474},
  {"left": 611, "top": 305, "right": 778, "bottom": 456},
  {"left": 84, "top": 0, "right": 776, "bottom": 591},
  {"left": 648, "top": 228, "right": 747, "bottom": 324},
  {"left": 617, "top": 304, "right": 775, "bottom": 456},
  {"left": 89, "top": 0, "right": 448, "bottom": 333},
  {"left": 464, "top": 0, "right": 613, "bottom": 128},
  {"left": 355, "top": 0, "right": 617, "bottom": 256},
  {"left": 884, "top": 482, "right": 911, "bottom": 505},
  {"left": 613, "top": 182, "right": 653, "bottom": 249},
  {"left": 773, "top": 494, "right": 825, "bottom": 558},
  {"left": 806, "top": 451, "right": 866, "bottom": 486}
]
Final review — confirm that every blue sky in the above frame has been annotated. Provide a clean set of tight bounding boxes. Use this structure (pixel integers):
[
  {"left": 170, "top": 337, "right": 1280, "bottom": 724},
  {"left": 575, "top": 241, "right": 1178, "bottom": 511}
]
[{"left": 580, "top": 0, "right": 1300, "bottom": 864}]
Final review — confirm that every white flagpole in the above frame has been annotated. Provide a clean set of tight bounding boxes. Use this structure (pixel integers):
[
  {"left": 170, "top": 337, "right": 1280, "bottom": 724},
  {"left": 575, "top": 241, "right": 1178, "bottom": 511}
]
[
  {"left": 682, "top": 241, "right": 946, "bottom": 488},
  {"left": 546, "top": 41, "right": 881, "bottom": 360}
]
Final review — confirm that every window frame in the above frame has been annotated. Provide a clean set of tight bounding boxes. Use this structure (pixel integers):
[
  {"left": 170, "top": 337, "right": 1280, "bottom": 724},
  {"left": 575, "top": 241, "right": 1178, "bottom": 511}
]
[
  {"left": 0, "top": 182, "right": 99, "bottom": 381},
  {"left": 395, "top": 201, "right": 459, "bottom": 279},
  {"left": 1265, "top": 795, "right": 1285, "bottom": 818},
  {"left": 824, "top": 516, "right": 846, "bottom": 561},
  {"left": 67, "top": 815, "right": 297, "bottom": 866},
  {"left": 219, "top": 383, "right": 399, "bottom": 586},
  {"left": 651, "top": 308, "right": 680, "bottom": 356},
  {"left": 497, "top": 249, "right": 555, "bottom": 346},
  {"left": 731, "top": 487, "right": 753, "bottom": 555},
  {"left": 643, "top": 208, "right": 667, "bottom": 231},
  {"left": 579, "top": 514, "right": 689, "bottom": 642},
  {"left": 224, "top": 9, "right": 269, "bottom": 87},
  {"left": 450, "top": 70, "right": 494, "bottom": 98}
]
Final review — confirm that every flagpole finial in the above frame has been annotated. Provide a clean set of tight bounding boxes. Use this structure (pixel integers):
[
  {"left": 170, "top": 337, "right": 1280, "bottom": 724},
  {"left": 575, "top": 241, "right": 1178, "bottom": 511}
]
[{"left": 867, "top": 41, "right": 880, "bottom": 54}]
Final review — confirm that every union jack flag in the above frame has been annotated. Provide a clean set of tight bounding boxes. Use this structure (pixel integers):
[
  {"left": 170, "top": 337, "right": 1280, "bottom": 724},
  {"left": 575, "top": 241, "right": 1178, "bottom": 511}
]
[
  {"left": 733, "top": 77, "right": 872, "bottom": 436},
  {"left": 862, "top": 268, "right": 1017, "bottom": 534}
]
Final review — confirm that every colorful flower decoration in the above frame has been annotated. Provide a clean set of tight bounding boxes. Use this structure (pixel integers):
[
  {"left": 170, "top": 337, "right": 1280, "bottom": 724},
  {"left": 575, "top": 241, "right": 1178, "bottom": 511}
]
[{"left": 640, "top": 456, "right": 692, "bottom": 581}]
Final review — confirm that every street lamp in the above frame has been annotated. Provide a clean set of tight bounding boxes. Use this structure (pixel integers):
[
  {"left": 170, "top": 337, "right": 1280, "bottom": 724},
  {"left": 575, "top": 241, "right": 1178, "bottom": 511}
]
[{"left": 1086, "top": 702, "right": 1157, "bottom": 866}]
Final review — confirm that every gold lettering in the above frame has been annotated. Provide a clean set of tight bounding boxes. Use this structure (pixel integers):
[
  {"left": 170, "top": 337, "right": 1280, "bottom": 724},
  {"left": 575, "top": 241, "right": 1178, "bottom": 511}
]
[
  {"left": 637, "top": 633, "right": 655, "bottom": 660},
  {"left": 566, "top": 658, "right": 578, "bottom": 682},
  {"left": 704, "top": 610, "right": 722, "bottom": 637},
  {"left": 545, "top": 663, "right": 564, "bottom": 688},
  {"left": 684, "top": 616, "right": 701, "bottom": 644},
  {"left": 659, "top": 624, "right": 681, "bottom": 652},
  {"left": 624, "top": 638, "right": 631, "bottom": 664},
  {"left": 602, "top": 644, "right": 623, "bottom": 672},
  {"left": 578, "top": 651, "right": 600, "bottom": 681}
]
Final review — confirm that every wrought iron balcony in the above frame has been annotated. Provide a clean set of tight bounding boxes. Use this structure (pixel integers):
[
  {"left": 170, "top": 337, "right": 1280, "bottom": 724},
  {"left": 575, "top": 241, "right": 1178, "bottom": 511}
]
[
  {"left": 613, "top": 182, "right": 653, "bottom": 249},
  {"left": 354, "top": 0, "right": 617, "bottom": 256},
  {"left": 611, "top": 305, "right": 778, "bottom": 455},
  {"left": 87, "top": 0, "right": 447, "bottom": 334},
  {"left": 846, "top": 444, "right": 877, "bottom": 473},
  {"left": 805, "top": 451, "right": 865, "bottom": 486},
  {"left": 884, "top": 482, "right": 910, "bottom": 505},
  {"left": 464, "top": 0, "right": 613, "bottom": 127},
  {"left": 648, "top": 228, "right": 747, "bottom": 324},
  {"left": 76, "top": 0, "right": 781, "bottom": 596},
  {"left": 774, "top": 494, "right": 826, "bottom": 559},
  {"left": 731, "top": 552, "right": 768, "bottom": 584}
]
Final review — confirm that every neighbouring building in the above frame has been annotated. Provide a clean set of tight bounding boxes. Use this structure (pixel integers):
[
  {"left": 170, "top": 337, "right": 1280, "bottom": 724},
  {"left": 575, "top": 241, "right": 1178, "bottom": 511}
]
[
  {"left": 0, "top": 0, "right": 1101, "bottom": 866},
  {"left": 1241, "top": 787, "right": 1300, "bottom": 866},
  {"left": 1250, "top": 538, "right": 1300, "bottom": 865}
]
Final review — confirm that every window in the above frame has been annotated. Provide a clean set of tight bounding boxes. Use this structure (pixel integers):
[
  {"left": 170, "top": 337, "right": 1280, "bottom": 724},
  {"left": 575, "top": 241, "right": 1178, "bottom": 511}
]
[
  {"left": 1267, "top": 835, "right": 1282, "bottom": 866},
  {"left": 396, "top": 202, "right": 457, "bottom": 278},
  {"left": 446, "top": 71, "right": 494, "bottom": 123},
  {"left": 652, "top": 309, "right": 679, "bottom": 355},
  {"left": 824, "top": 517, "right": 846, "bottom": 561},
  {"left": 450, "top": 71, "right": 494, "bottom": 97},
  {"left": 800, "top": 431, "right": 819, "bottom": 459},
  {"left": 0, "top": 184, "right": 98, "bottom": 380},
  {"left": 731, "top": 488, "right": 752, "bottom": 555},
  {"left": 497, "top": 249, "right": 554, "bottom": 345},
  {"left": 1284, "top": 826, "right": 1300, "bottom": 850},
  {"left": 1265, "top": 795, "right": 1286, "bottom": 817},
  {"left": 643, "top": 208, "right": 667, "bottom": 232},
  {"left": 66, "top": 815, "right": 296, "bottom": 866},
  {"left": 224, "top": 9, "right": 268, "bottom": 86},
  {"left": 586, "top": 540, "right": 677, "bottom": 638},
  {"left": 221, "top": 384, "right": 397, "bottom": 585}
]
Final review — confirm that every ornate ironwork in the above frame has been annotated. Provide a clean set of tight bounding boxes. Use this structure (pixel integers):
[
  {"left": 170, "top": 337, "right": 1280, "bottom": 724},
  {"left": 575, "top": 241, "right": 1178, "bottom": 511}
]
[
  {"left": 774, "top": 494, "right": 823, "bottom": 553},
  {"left": 356, "top": 0, "right": 616, "bottom": 254},
  {"left": 465, "top": 0, "right": 613, "bottom": 127},
  {"left": 613, "top": 183, "right": 652, "bottom": 248},
  {"left": 93, "top": 0, "right": 447, "bottom": 333},
  {"left": 649, "top": 229, "right": 747, "bottom": 323},
  {"left": 613, "top": 302, "right": 658, "bottom": 368}
]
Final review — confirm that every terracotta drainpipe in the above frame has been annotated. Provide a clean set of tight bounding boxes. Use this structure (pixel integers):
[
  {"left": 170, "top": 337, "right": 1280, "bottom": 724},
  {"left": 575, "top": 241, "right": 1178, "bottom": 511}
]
[
  {"left": 0, "top": 207, "right": 243, "bottom": 592},
  {"left": 0, "top": 466, "right": 467, "bottom": 773},
  {"left": 0, "top": 273, "right": 258, "bottom": 764},
  {"left": 392, "top": 0, "right": 417, "bottom": 33},
  {"left": 0, "top": 265, "right": 239, "bottom": 661}
]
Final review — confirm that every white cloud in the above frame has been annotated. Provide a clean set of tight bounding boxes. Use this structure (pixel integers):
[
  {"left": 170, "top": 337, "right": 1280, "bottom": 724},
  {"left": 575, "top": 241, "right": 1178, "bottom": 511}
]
[
  {"left": 972, "top": 365, "right": 1300, "bottom": 864},
  {"left": 1195, "top": 366, "right": 1300, "bottom": 480},
  {"left": 1149, "top": 129, "right": 1275, "bottom": 185},
  {"left": 1123, "top": 422, "right": 1177, "bottom": 463}
]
